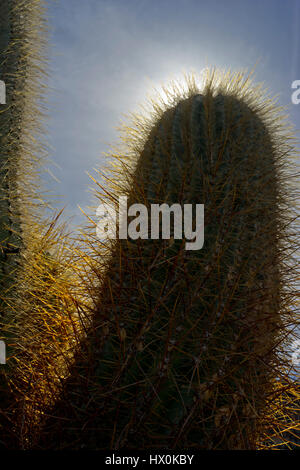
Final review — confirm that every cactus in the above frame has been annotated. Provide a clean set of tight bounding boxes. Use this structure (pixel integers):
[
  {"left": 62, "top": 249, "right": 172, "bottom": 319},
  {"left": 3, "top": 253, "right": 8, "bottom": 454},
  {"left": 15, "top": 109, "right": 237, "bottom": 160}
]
[
  {"left": 0, "top": 1, "right": 83, "bottom": 449},
  {"left": 0, "top": 0, "right": 49, "bottom": 442},
  {"left": 0, "top": 0, "right": 48, "bottom": 292},
  {"left": 37, "top": 70, "right": 299, "bottom": 450}
]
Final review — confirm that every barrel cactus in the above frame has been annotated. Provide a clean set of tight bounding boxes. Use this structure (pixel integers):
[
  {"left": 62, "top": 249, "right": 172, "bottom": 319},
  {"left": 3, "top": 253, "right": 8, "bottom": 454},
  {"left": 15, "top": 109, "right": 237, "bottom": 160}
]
[{"left": 36, "top": 70, "right": 299, "bottom": 450}]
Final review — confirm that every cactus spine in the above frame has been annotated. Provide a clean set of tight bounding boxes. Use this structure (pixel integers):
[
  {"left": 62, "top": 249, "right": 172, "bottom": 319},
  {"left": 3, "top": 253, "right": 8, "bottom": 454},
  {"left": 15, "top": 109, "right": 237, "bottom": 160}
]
[{"left": 38, "top": 71, "right": 299, "bottom": 450}]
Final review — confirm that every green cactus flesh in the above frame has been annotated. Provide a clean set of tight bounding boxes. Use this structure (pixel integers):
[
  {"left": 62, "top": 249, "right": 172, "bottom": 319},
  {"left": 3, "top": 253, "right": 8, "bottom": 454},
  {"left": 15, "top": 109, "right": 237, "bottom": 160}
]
[{"left": 38, "top": 78, "right": 298, "bottom": 450}]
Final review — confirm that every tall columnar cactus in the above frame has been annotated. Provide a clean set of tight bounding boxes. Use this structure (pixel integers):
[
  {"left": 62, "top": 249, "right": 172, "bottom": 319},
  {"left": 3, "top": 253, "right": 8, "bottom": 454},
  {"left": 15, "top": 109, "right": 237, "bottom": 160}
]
[
  {"left": 0, "top": 0, "right": 46, "bottom": 432},
  {"left": 0, "top": 0, "right": 48, "bottom": 291},
  {"left": 0, "top": 1, "right": 83, "bottom": 449},
  {"left": 38, "top": 71, "right": 299, "bottom": 450}
]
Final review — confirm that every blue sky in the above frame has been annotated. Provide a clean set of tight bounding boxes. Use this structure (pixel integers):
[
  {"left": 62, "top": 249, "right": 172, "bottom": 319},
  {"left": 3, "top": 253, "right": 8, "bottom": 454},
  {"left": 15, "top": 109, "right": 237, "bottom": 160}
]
[{"left": 44, "top": 0, "right": 300, "bottom": 227}]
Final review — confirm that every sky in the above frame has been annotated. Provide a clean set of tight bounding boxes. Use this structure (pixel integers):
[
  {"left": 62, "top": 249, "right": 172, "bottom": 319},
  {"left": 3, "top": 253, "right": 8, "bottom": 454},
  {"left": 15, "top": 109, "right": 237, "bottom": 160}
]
[{"left": 44, "top": 0, "right": 300, "bottom": 229}]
